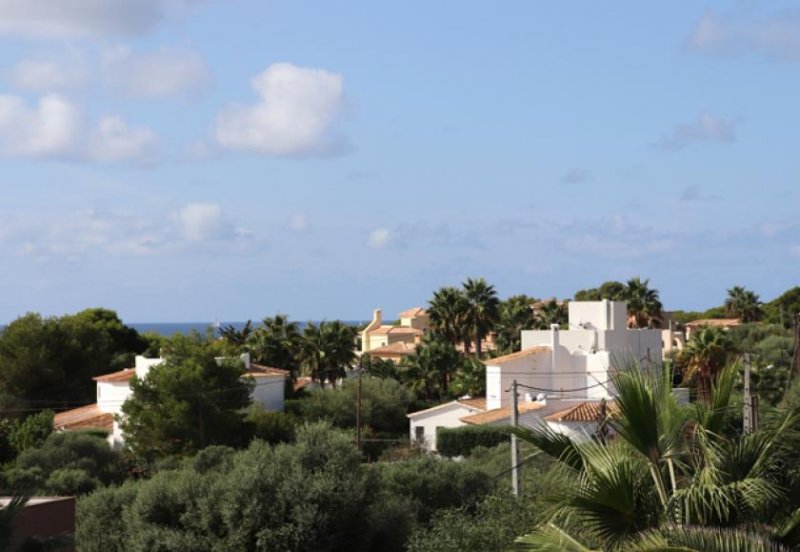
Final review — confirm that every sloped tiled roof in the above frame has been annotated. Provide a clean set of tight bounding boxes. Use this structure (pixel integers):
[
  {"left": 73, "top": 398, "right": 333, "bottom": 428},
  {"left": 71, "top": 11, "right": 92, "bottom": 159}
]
[
  {"left": 459, "top": 401, "right": 545, "bottom": 425},
  {"left": 399, "top": 307, "right": 427, "bottom": 318},
  {"left": 483, "top": 345, "right": 550, "bottom": 366},
  {"left": 93, "top": 368, "right": 136, "bottom": 383},
  {"left": 544, "top": 400, "right": 618, "bottom": 423},
  {"left": 368, "top": 325, "right": 424, "bottom": 336},
  {"left": 685, "top": 318, "right": 741, "bottom": 328},
  {"left": 246, "top": 364, "right": 290, "bottom": 378},
  {"left": 407, "top": 398, "right": 487, "bottom": 418},
  {"left": 53, "top": 404, "right": 113, "bottom": 432},
  {"left": 369, "top": 341, "right": 417, "bottom": 357}
]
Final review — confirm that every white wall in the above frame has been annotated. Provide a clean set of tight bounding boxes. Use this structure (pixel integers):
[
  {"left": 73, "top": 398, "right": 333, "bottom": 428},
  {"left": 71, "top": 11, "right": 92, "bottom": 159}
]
[
  {"left": 486, "top": 353, "right": 553, "bottom": 409},
  {"left": 251, "top": 376, "right": 285, "bottom": 411},
  {"left": 97, "top": 381, "right": 132, "bottom": 414},
  {"left": 407, "top": 402, "right": 483, "bottom": 452}
]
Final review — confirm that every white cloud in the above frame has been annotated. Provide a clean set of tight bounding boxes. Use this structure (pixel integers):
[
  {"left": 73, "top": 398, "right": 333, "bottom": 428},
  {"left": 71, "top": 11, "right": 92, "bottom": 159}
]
[
  {"left": 213, "top": 62, "right": 348, "bottom": 156},
  {"left": 689, "top": 9, "right": 800, "bottom": 62},
  {"left": 87, "top": 116, "right": 158, "bottom": 163},
  {"left": 368, "top": 228, "right": 391, "bottom": 248},
  {"left": 656, "top": 112, "right": 736, "bottom": 150},
  {"left": 0, "top": 93, "right": 84, "bottom": 156},
  {"left": 289, "top": 213, "right": 309, "bottom": 232},
  {"left": 0, "top": 0, "right": 205, "bottom": 38},
  {"left": 104, "top": 46, "right": 211, "bottom": 99},
  {"left": 0, "top": 93, "right": 157, "bottom": 162},
  {"left": 10, "top": 59, "right": 85, "bottom": 91},
  {"left": 174, "top": 203, "right": 233, "bottom": 242}
]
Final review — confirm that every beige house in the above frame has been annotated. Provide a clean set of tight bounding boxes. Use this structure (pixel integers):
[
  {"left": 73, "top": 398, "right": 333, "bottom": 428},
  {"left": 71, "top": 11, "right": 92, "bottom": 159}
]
[
  {"left": 361, "top": 307, "right": 428, "bottom": 360},
  {"left": 684, "top": 318, "right": 741, "bottom": 340}
]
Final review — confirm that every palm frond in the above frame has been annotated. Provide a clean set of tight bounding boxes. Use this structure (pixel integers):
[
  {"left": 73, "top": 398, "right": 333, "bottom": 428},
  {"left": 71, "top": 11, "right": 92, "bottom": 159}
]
[
  {"left": 511, "top": 523, "right": 599, "bottom": 552},
  {"left": 512, "top": 424, "right": 583, "bottom": 471}
]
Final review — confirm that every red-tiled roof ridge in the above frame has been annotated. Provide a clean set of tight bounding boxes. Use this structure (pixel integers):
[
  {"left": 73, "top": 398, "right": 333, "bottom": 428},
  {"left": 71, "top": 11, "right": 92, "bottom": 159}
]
[
  {"left": 483, "top": 345, "right": 550, "bottom": 366},
  {"left": 53, "top": 404, "right": 113, "bottom": 432},
  {"left": 543, "top": 400, "right": 618, "bottom": 423},
  {"left": 247, "top": 364, "right": 290, "bottom": 377},
  {"left": 460, "top": 401, "right": 545, "bottom": 425},
  {"left": 399, "top": 307, "right": 427, "bottom": 318},
  {"left": 93, "top": 369, "right": 136, "bottom": 383}
]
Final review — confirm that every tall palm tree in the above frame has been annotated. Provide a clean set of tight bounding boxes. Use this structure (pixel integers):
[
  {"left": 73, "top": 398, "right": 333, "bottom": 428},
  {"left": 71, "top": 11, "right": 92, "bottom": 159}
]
[
  {"left": 535, "top": 299, "right": 568, "bottom": 329},
  {"left": 624, "top": 277, "right": 663, "bottom": 329},
  {"left": 496, "top": 295, "right": 537, "bottom": 353},
  {"left": 681, "top": 326, "right": 733, "bottom": 403},
  {"left": 428, "top": 287, "right": 471, "bottom": 351},
  {"left": 247, "top": 315, "right": 302, "bottom": 373},
  {"left": 512, "top": 360, "right": 800, "bottom": 551},
  {"left": 217, "top": 320, "right": 253, "bottom": 347},
  {"left": 298, "top": 321, "right": 357, "bottom": 388},
  {"left": 725, "top": 285, "right": 764, "bottom": 323},
  {"left": 399, "top": 337, "right": 461, "bottom": 399},
  {"left": 462, "top": 277, "right": 500, "bottom": 358}
]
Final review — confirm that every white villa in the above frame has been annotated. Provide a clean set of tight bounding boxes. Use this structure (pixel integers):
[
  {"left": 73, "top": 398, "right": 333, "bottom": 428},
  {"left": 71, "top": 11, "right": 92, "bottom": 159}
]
[
  {"left": 408, "top": 300, "right": 668, "bottom": 452},
  {"left": 54, "top": 353, "right": 288, "bottom": 448}
]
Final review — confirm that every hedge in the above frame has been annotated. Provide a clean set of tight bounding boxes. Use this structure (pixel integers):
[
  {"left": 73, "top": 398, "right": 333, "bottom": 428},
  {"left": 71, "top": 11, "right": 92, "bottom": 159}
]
[{"left": 437, "top": 425, "right": 512, "bottom": 457}]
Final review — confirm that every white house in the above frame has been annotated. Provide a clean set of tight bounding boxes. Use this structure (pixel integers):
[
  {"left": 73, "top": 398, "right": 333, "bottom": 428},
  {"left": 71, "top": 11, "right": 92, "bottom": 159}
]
[
  {"left": 54, "top": 353, "right": 288, "bottom": 448},
  {"left": 407, "top": 300, "right": 665, "bottom": 448}
]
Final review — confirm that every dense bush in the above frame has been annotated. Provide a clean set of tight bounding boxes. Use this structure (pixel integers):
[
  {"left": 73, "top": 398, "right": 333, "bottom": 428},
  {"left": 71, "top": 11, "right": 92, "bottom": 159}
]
[
  {"left": 286, "top": 376, "right": 413, "bottom": 434},
  {"left": 244, "top": 404, "right": 296, "bottom": 444},
  {"left": 9, "top": 410, "right": 54, "bottom": 453},
  {"left": 437, "top": 425, "right": 511, "bottom": 457},
  {"left": 6, "top": 431, "right": 124, "bottom": 495}
]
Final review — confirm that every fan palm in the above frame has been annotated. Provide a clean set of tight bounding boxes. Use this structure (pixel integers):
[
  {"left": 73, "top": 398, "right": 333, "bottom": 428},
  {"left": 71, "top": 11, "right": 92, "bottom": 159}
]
[
  {"left": 496, "top": 295, "right": 537, "bottom": 353},
  {"left": 725, "top": 286, "right": 764, "bottom": 323},
  {"left": 624, "top": 278, "right": 663, "bottom": 329},
  {"left": 247, "top": 315, "right": 302, "bottom": 373},
  {"left": 511, "top": 359, "right": 800, "bottom": 551},
  {"left": 428, "top": 286, "right": 472, "bottom": 351},
  {"left": 682, "top": 327, "right": 733, "bottom": 404},
  {"left": 298, "top": 321, "right": 357, "bottom": 388},
  {"left": 217, "top": 320, "right": 253, "bottom": 347},
  {"left": 399, "top": 337, "right": 461, "bottom": 399},
  {"left": 463, "top": 277, "right": 500, "bottom": 358},
  {"left": 535, "top": 299, "right": 568, "bottom": 330}
]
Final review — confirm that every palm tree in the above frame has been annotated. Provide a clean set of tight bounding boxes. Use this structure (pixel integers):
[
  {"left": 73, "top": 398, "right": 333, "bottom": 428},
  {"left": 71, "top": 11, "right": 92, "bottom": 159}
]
[
  {"left": 428, "top": 287, "right": 472, "bottom": 352},
  {"left": 512, "top": 360, "right": 800, "bottom": 551},
  {"left": 624, "top": 277, "right": 663, "bottom": 328},
  {"left": 534, "top": 299, "right": 568, "bottom": 329},
  {"left": 399, "top": 337, "right": 461, "bottom": 399},
  {"left": 247, "top": 315, "right": 302, "bottom": 373},
  {"left": 496, "top": 295, "right": 537, "bottom": 353},
  {"left": 462, "top": 277, "right": 500, "bottom": 358},
  {"left": 298, "top": 321, "right": 357, "bottom": 388},
  {"left": 218, "top": 320, "right": 253, "bottom": 347},
  {"left": 450, "top": 356, "right": 486, "bottom": 397},
  {"left": 681, "top": 326, "right": 733, "bottom": 403},
  {"left": 361, "top": 353, "right": 399, "bottom": 380},
  {"left": 725, "top": 285, "right": 764, "bottom": 323}
]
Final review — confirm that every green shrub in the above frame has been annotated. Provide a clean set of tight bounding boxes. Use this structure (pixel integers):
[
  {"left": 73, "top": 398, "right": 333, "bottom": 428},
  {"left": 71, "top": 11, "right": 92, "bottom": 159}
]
[
  {"left": 437, "top": 425, "right": 511, "bottom": 458},
  {"left": 10, "top": 410, "right": 54, "bottom": 453},
  {"left": 244, "top": 405, "right": 296, "bottom": 444}
]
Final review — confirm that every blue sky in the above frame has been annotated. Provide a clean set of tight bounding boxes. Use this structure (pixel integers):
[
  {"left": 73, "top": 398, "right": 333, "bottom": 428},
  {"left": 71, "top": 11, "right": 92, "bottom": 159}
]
[{"left": 0, "top": 1, "right": 798, "bottom": 323}]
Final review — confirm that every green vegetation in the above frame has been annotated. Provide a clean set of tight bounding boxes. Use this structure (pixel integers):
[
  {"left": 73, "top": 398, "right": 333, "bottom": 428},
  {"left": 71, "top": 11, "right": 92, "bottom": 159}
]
[
  {"left": 0, "top": 280, "right": 798, "bottom": 551},
  {"left": 437, "top": 425, "right": 512, "bottom": 458}
]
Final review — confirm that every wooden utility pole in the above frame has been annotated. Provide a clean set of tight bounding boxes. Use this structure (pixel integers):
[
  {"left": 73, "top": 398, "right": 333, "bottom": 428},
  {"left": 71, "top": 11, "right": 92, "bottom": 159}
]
[
  {"left": 356, "top": 363, "right": 363, "bottom": 452},
  {"left": 511, "top": 380, "right": 520, "bottom": 497},
  {"left": 743, "top": 354, "right": 753, "bottom": 434}
]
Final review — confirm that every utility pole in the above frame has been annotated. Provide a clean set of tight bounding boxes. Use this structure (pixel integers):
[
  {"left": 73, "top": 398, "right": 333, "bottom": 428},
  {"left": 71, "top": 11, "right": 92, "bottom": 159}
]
[
  {"left": 356, "top": 358, "right": 363, "bottom": 453},
  {"left": 511, "top": 379, "right": 520, "bottom": 497},
  {"left": 743, "top": 354, "right": 753, "bottom": 434}
]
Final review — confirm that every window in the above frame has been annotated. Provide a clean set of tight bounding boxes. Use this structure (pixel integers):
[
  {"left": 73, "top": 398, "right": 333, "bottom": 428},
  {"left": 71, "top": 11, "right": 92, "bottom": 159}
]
[{"left": 414, "top": 426, "right": 425, "bottom": 441}]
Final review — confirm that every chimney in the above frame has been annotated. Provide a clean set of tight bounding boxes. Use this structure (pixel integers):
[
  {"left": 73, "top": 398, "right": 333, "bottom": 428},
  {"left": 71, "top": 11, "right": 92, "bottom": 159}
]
[
  {"left": 550, "top": 324, "right": 559, "bottom": 392},
  {"left": 414, "top": 333, "right": 423, "bottom": 345},
  {"left": 373, "top": 308, "right": 382, "bottom": 326}
]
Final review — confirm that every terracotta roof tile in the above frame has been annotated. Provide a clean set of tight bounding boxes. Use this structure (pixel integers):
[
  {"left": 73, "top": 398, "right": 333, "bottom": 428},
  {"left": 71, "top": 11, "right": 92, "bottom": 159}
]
[
  {"left": 368, "top": 325, "right": 424, "bottom": 336},
  {"left": 368, "top": 341, "right": 417, "bottom": 358},
  {"left": 544, "top": 400, "right": 618, "bottom": 423},
  {"left": 685, "top": 318, "right": 742, "bottom": 327},
  {"left": 399, "top": 307, "right": 427, "bottom": 318},
  {"left": 483, "top": 346, "right": 550, "bottom": 366},
  {"left": 53, "top": 404, "right": 113, "bottom": 432},
  {"left": 246, "top": 364, "right": 290, "bottom": 377},
  {"left": 460, "top": 401, "right": 545, "bottom": 425},
  {"left": 93, "top": 369, "right": 136, "bottom": 383},
  {"left": 407, "top": 398, "right": 486, "bottom": 418}
]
